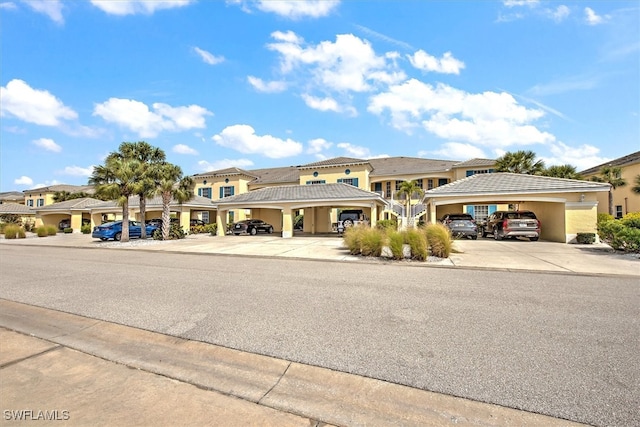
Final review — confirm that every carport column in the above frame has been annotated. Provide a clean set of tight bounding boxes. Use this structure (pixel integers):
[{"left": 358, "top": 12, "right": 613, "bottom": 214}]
[
  {"left": 179, "top": 208, "right": 190, "bottom": 233},
  {"left": 216, "top": 209, "right": 228, "bottom": 237},
  {"left": 428, "top": 202, "right": 437, "bottom": 224},
  {"left": 70, "top": 213, "right": 83, "bottom": 233},
  {"left": 282, "top": 208, "right": 293, "bottom": 238},
  {"left": 370, "top": 204, "right": 378, "bottom": 228}
]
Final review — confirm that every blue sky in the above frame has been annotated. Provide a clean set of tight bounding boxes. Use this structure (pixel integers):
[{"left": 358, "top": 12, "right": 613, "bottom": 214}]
[{"left": 1, "top": 0, "right": 638, "bottom": 192}]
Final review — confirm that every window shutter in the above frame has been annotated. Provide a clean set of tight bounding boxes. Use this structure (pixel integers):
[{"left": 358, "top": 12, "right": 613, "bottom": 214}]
[
  {"left": 337, "top": 178, "right": 343, "bottom": 183},
  {"left": 230, "top": 186, "right": 235, "bottom": 196},
  {"left": 198, "top": 188, "right": 202, "bottom": 196},
  {"left": 353, "top": 178, "right": 359, "bottom": 187},
  {"left": 466, "top": 205, "right": 475, "bottom": 216},
  {"left": 488, "top": 205, "right": 497, "bottom": 214},
  {"left": 219, "top": 187, "right": 224, "bottom": 198},
  {"left": 489, "top": 169, "right": 495, "bottom": 173},
  {"left": 306, "top": 181, "right": 311, "bottom": 185}
]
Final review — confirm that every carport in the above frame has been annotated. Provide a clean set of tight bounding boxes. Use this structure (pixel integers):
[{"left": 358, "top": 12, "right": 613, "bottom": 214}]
[
  {"left": 213, "top": 183, "right": 387, "bottom": 238},
  {"left": 422, "top": 173, "right": 610, "bottom": 243},
  {"left": 34, "top": 197, "right": 103, "bottom": 232}
]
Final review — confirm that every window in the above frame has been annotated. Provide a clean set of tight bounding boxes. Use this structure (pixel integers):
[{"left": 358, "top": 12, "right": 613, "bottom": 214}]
[
  {"left": 305, "top": 180, "right": 326, "bottom": 185},
  {"left": 466, "top": 169, "right": 494, "bottom": 177},
  {"left": 416, "top": 179, "right": 423, "bottom": 189},
  {"left": 198, "top": 187, "right": 212, "bottom": 199},
  {"left": 615, "top": 205, "right": 623, "bottom": 219},
  {"left": 386, "top": 182, "right": 391, "bottom": 197},
  {"left": 374, "top": 182, "right": 382, "bottom": 194},
  {"left": 220, "top": 186, "right": 234, "bottom": 198},
  {"left": 395, "top": 180, "right": 401, "bottom": 191},
  {"left": 337, "top": 178, "right": 358, "bottom": 187},
  {"left": 36, "top": 199, "right": 45, "bottom": 207},
  {"left": 427, "top": 179, "right": 434, "bottom": 190},
  {"left": 27, "top": 199, "right": 34, "bottom": 207},
  {"left": 473, "top": 205, "right": 489, "bottom": 223},
  {"left": 201, "top": 211, "right": 209, "bottom": 224},
  {"left": 438, "top": 178, "right": 448, "bottom": 187}
]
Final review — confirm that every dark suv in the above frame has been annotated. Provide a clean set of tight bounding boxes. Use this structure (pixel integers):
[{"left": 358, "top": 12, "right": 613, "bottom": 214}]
[
  {"left": 483, "top": 211, "right": 540, "bottom": 241},
  {"left": 440, "top": 214, "right": 478, "bottom": 239}
]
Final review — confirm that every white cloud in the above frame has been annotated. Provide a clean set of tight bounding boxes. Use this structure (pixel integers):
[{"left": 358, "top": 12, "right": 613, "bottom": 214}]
[
  {"left": 197, "top": 158, "right": 254, "bottom": 172},
  {"left": 247, "top": 76, "right": 287, "bottom": 93},
  {"left": 1, "top": 79, "right": 77, "bottom": 126},
  {"left": 368, "top": 79, "right": 553, "bottom": 148},
  {"left": 267, "top": 31, "right": 405, "bottom": 92},
  {"left": 57, "top": 166, "right": 94, "bottom": 177},
  {"left": 22, "top": 0, "right": 64, "bottom": 23},
  {"left": 14, "top": 175, "right": 33, "bottom": 186},
  {"left": 247, "top": 0, "right": 340, "bottom": 19},
  {"left": 306, "top": 138, "right": 332, "bottom": 154},
  {"left": 503, "top": 0, "right": 539, "bottom": 7},
  {"left": 90, "top": 0, "right": 194, "bottom": 15},
  {"left": 301, "top": 94, "right": 357, "bottom": 116},
  {"left": 408, "top": 50, "right": 465, "bottom": 75},
  {"left": 337, "top": 142, "right": 370, "bottom": 158},
  {"left": 0, "top": 2, "right": 17, "bottom": 10},
  {"left": 354, "top": 25, "right": 414, "bottom": 51},
  {"left": 93, "top": 98, "right": 212, "bottom": 138},
  {"left": 173, "top": 144, "right": 199, "bottom": 155},
  {"left": 542, "top": 142, "right": 611, "bottom": 171},
  {"left": 32, "top": 138, "right": 62, "bottom": 153},
  {"left": 193, "top": 47, "right": 224, "bottom": 65},
  {"left": 212, "top": 124, "right": 303, "bottom": 158},
  {"left": 584, "top": 7, "right": 609, "bottom": 25},
  {"left": 547, "top": 5, "right": 570, "bottom": 23},
  {"left": 419, "top": 143, "right": 487, "bottom": 160}
]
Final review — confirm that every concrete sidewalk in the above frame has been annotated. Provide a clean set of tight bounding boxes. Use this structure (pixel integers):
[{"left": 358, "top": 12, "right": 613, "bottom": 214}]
[{"left": 1, "top": 299, "right": 586, "bottom": 427}]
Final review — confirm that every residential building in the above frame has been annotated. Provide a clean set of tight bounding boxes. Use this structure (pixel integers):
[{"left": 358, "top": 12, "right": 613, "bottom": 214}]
[
  {"left": 579, "top": 151, "right": 640, "bottom": 217},
  {"left": 23, "top": 184, "right": 95, "bottom": 208}
]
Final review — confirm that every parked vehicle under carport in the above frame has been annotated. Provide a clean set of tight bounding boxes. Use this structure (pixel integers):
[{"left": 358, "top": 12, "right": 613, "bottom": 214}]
[{"left": 483, "top": 210, "right": 540, "bottom": 241}]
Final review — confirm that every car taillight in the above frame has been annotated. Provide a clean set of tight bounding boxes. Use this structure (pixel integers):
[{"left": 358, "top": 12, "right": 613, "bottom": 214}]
[
  {"left": 537, "top": 220, "right": 541, "bottom": 229},
  {"left": 502, "top": 219, "right": 509, "bottom": 230}
]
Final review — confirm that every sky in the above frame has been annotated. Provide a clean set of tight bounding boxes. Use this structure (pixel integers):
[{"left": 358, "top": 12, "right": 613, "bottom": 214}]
[{"left": 1, "top": 0, "right": 639, "bottom": 192}]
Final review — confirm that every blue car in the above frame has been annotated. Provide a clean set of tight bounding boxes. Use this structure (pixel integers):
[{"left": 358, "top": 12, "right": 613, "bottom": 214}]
[{"left": 92, "top": 220, "right": 158, "bottom": 241}]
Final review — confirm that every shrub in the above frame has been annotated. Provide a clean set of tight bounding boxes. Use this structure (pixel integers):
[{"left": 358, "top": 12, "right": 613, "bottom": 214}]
[
  {"left": 294, "top": 214, "right": 304, "bottom": 230},
  {"left": 23, "top": 220, "right": 35, "bottom": 232},
  {"left": 386, "top": 230, "right": 405, "bottom": 260},
  {"left": 153, "top": 223, "right": 186, "bottom": 240},
  {"left": 36, "top": 227, "right": 48, "bottom": 237},
  {"left": 3, "top": 224, "right": 22, "bottom": 239},
  {"left": 597, "top": 213, "right": 613, "bottom": 224},
  {"left": 81, "top": 224, "right": 92, "bottom": 234},
  {"left": 343, "top": 225, "right": 367, "bottom": 255},
  {"left": 46, "top": 225, "right": 57, "bottom": 236},
  {"left": 376, "top": 219, "right": 397, "bottom": 230},
  {"left": 598, "top": 219, "right": 640, "bottom": 253},
  {"left": 576, "top": 233, "right": 596, "bottom": 244},
  {"left": 360, "top": 227, "right": 385, "bottom": 257},
  {"left": 404, "top": 228, "right": 428, "bottom": 261},
  {"left": 0, "top": 214, "right": 21, "bottom": 224},
  {"left": 621, "top": 212, "right": 640, "bottom": 229},
  {"left": 425, "top": 223, "right": 453, "bottom": 258},
  {"left": 17, "top": 227, "right": 26, "bottom": 238},
  {"left": 63, "top": 227, "right": 73, "bottom": 234},
  {"left": 190, "top": 224, "right": 207, "bottom": 234},
  {"left": 204, "top": 223, "right": 217, "bottom": 235}
]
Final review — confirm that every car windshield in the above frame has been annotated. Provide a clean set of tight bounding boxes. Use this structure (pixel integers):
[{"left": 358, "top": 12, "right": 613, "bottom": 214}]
[{"left": 517, "top": 212, "right": 537, "bottom": 219}]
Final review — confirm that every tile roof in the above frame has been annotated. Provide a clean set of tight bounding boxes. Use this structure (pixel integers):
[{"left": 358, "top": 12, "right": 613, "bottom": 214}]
[
  {"left": 36, "top": 197, "right": 105, "bottom": 211},
  {"left": 368, "top": 157, "right": 459, "bottom": 176},
  {"left": 194, "top": 167, "right": 258, "bottom": 178},
  {"left": 0, "top": 203, "right": 35, "bottom": 214},
  {"left": 298, "top": 157, "right": 369, "bottom": 169},
  {"left": 0, "top": 191, "right": 25, "bottom": 201},
  {"left": 424, "top": 173, "right": 610, "bottom": 196},
  {"left": 452, "top": 158, "right": 496, "bottom": 168},
  {"left": 90, "top": 195, "right": 215, "bottom": 209},
  {"left": 578, "top": 151, "right": 640, "bottom": 175},
  {"left": 248, "top": 166, "right": 300, "bottom": 185},
  {"left": 214, "top": 183, "right": 385, "bottom": 205},
  {"left": 24, "top": 184, "right": 95, "bottom": 194}
]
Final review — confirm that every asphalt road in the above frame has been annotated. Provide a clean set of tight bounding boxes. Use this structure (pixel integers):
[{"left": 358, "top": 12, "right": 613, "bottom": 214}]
[{"left": 1, "top": 245, "right": 638, "bottom": 427}]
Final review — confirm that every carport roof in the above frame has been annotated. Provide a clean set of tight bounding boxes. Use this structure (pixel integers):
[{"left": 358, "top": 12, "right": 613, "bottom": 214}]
[
  {"left": 424, "top": 173, "right": 610, "bottom": 197},
  {"left": 0, "top": 203, "right": 35, "bottom": 215},
  {"left": 36, "top": 197, "right": 104, "bottom": 211},
  {"left": 214, "top": 183, "right": 386, "bottom": 205}
]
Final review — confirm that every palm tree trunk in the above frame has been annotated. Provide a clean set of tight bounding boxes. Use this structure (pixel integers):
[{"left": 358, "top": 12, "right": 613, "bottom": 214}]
[
  {"left": 609, "top": 190, "right": 614, "bottom": 216},
  {"left": 122, "top": 199, "right": 130, "bottom": 242},
  {"left": 139, "top": 195, "right": 147, "bottom": 239},
  {"left": 162, "top": 192, "right": 171, "bottom": 240}
]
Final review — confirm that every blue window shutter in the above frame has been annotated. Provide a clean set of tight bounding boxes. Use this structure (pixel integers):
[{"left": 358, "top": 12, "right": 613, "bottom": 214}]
[
  {"left": 489, "top": 168, "right": 495, "bottom": 173},
  {"left": 353, "top": 178, "right": 359, "bottom": 187},
  {"left": 230, "top": 186, "right": 235, "bottom": 196},
  {"left": 466, "top": 170, "right": 474, "bottom": 177},
  {"left": 489, "top": 205, "right": 497, "bottom": 214},
  {"left": 198, "top": 188, "right": 202, "bottom": 196},
  {"left": 337, "top": 178, "right": 343, "bottom": 183},
  {"left": 306, "top": 181, "right": 311, "bottom": 185},
  {"left": 466, "top": 205, "right": 475, "bottom": 216},
  {"left": 219, "top": 187, "right": 223, "bottom": 198}
]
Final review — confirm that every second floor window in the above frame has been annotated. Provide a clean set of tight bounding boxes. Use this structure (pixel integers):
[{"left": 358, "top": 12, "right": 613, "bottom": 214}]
[
  {"left": 198, "top": 187, "right": 211, "bottom": 199},
  {"left": 27, "top": 199, "right": 34, "bottom": 207},
  {"left": 36, "top": 199, "right": 45, "bottom": 207},
  {"left": 220, "top": 186, "right": 234, "bottom": 198}
]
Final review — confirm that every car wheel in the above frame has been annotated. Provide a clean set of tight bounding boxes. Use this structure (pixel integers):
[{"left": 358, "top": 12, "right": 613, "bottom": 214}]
[
  {"left": 250, "top": 228, "right": 257, "bottom": 235},
  {"left": 268, "top": 226, "right": 273, "bottom": 234},
  {"left": 100, "top": 238, "right": 108, "bottom": 241},
  {"left": 114, "top": 232, "right": 122, "bottom": 241},
  {"left": 471, "top": 235, "right": 477, "bottom": 240},
  {"left": 493, "top": 229, "right": 502, "bottom": 241},
  {"left": 343, "top": 219, "right": 354, "bottom": 228},
  {"left": 530, "top": 237, "right": 539, "bottom": 241}
]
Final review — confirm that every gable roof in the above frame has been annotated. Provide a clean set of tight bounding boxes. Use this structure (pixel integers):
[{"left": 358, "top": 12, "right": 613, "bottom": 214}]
[
  {"left": 424, "top": 173, "right": 610, "bottom": 197},
  {"left": 579, "top": 151, "right": 640, "bottom": 175},
  {"left": 0, "top": 203, "right": 34, "bottom": 215},
  {"left": 24, "top": 184, "right": 95, "bottom": 194},
  {"left": 214, "top": 183, "right": 385, "bottom": 205},
  {"left": 36, "top": 197, "right": 104, "bottom": 211},
  {"left": 248, "top": 166, "right": 300, "bottom": 185},
  {"left": 193, "top": 167, "right": 258, "bottom": 179},
  {"left": 452, "top": 158, "right": 496, "bottom": 168},
  {"left": 369, "top": 157, "right": 458, "bottom": 176},
  {"left": 298, "top": 157, "right": 369, "bottom": 169}
]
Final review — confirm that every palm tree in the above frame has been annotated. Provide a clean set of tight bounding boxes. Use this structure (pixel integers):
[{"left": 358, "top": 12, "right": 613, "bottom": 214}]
[
  {"left": 542, "top": 165, "right": 582, "bottom": 180},
  {"left": 154, "top": 162, "right": 195, "bottom": 240},
  {"left": 590, "top": 166, "right": 627, "bottom": 216},
  {"left": 396, "top": 180, "right": 424, "bottom": 228},
  {"left": 495, "top": 150, "right": 545, "bottom": 175},
  {"left": 632, "top": 175, "right": 640, "bottom": 194},
  {"left": 118, "top": 142, "right": 166, "bottom": 238},
  {"left": 89, "top": 155, "right": 141, "bottom": 242}
]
